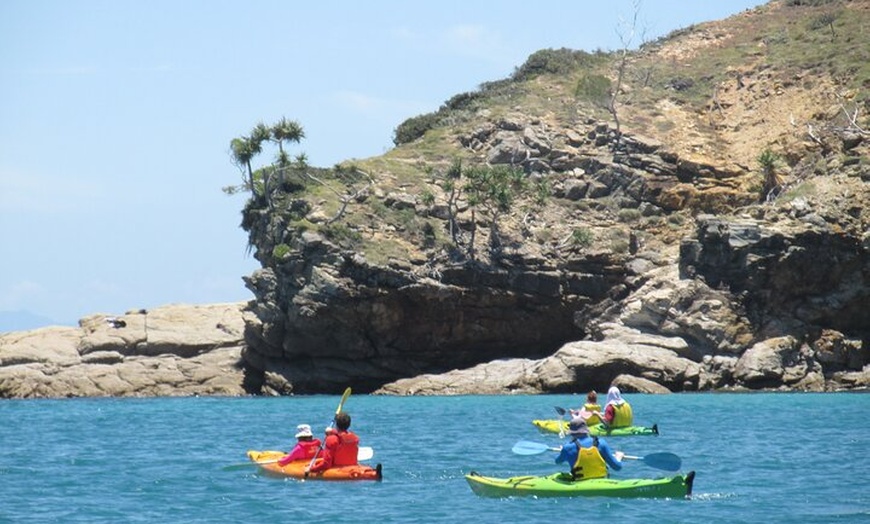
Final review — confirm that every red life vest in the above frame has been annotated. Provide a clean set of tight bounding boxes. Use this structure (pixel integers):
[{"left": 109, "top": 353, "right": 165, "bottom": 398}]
[{"left": 331, "top": 431, "right": 360, "bottom": 466}]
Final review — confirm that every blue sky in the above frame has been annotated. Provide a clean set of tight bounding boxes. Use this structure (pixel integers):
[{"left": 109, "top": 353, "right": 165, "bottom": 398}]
[{"left": 0, "top": 0, "right": 767, "bottom": 330}]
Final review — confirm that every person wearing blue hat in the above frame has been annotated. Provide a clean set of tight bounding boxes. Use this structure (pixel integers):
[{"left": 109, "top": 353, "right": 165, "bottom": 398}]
[{"left": 555, "top": 416, "right": 624, "bottom": 480}]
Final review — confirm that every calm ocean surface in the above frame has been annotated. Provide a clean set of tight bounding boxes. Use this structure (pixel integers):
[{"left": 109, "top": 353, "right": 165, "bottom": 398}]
[{"left": 1, "top": 392, "right": 867, "bottom": 523}]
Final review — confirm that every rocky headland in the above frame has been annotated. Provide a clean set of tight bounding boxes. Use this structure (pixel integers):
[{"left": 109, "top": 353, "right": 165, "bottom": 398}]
[{"left": 2, "top": 0, "right": 868, "bottom": 398}]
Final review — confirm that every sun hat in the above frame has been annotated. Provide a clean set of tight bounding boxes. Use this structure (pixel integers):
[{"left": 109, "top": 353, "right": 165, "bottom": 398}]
[
  {"left": 606, "top": 386, "right": 624, "bottom": 406},
  {"left": 568, "top": 416, "right": 590, "bottom": 437},
  {"left": 295, "top": 424, "right": 313, "bottom": 439}
]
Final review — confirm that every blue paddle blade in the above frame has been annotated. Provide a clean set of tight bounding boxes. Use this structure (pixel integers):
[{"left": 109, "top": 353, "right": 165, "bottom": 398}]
[
  {"left": 512, "top": 440, "right": 555, "bottom": 455},
  {"left": 642, "top": 452, "right": 682, "bottom": 471}
]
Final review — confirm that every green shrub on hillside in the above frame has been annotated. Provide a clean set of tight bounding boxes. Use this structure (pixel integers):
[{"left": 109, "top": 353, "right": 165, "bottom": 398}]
[
  {"left": 785, "top": 0, "right": 837, "bottom": 6},
  {"left": 512, "top": 48, "right": 605, "bottom": 81},
  {"left": 575, "top": 74, "right": 612, "bottom": 105},
  {"left": 272, "top": 243, "right": 291, "bottom": 260},
  {"left": 393, "top": 112, "right": 439, "bottom": 146}
]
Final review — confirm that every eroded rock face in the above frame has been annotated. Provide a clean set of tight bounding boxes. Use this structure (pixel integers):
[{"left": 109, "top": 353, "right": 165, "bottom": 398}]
[
  {"left": 374, "top": 326, "right": 703, "bottom": 395},
  {"left": 681, "top": 214, "right": 870, "bottom": 339},
  {"left": 241, "top": 233, "right": 631, "bottom": 393},
  {"left": 0, "top": 303, "right": 251, "bottom": 398}
]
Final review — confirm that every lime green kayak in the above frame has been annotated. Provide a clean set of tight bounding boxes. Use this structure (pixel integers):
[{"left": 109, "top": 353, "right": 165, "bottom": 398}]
[
  {"left": 532, "top": 419, "right": 659, "bottom": 437},
  {"left": 465, "top": 470, "right": 694, "bottom": 499}
]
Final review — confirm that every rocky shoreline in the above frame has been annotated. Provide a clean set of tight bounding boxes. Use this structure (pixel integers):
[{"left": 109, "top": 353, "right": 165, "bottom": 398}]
[
  {"left": 2, "top": 290, "right": 866, "bottom": 398},
  {"left": 0, "top": 303, "right": 252, "bottom": 398}
]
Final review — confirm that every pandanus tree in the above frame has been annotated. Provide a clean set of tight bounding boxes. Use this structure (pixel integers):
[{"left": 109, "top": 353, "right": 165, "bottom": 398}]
[
  {"left": 229, "top": 137, "right": 256, "bottom": 193},
  {"left": 271, "top": 117, "right": 305, "bottom": 166},
  {"left": 462, "top": 164, "right": 528, "bottom": 260},
  {"left": 226, "top": 119, "right": 305, "bottom": 198},
  {"left": 229, "top": 122, "right": 270, "bottom": 195}
]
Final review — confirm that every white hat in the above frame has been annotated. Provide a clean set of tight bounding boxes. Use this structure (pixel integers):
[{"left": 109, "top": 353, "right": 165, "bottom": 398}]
[{"left": 295, "top": 424, "right": 313, "bottom": 439}]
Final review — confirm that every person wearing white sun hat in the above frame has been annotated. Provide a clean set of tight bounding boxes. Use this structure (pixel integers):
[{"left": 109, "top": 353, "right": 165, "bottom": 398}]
[
  {"left": 602, "top": 386, "right": 634, "bottom": 429},
  {"left": 277, "top": 423, "right": 323, "bottom": 466}
]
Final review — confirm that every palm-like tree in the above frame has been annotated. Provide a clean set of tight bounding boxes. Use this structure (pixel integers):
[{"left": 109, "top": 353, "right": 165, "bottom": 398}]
[
  {"left": 229, "top": 123, "right": 271, "bottom": 195},
  {"left": 271, "top": 118, "right": 305, "bottom": 159},
  {"left": 228, "top": 118, "right": 306, "bottom": 199},
  {"left": 230, "top": 137, "right": 256, "bottom": 191},
  {"left": 270, "top": 119, "right": 306, "bottom": 198}
]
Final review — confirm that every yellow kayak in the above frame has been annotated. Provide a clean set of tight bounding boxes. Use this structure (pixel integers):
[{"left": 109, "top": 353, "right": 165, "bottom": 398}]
[{"left": 532, "top": 420, "right": 659, "bottom": 436}]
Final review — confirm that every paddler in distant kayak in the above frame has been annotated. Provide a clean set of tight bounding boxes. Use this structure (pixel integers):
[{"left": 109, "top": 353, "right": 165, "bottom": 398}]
[
  {"left": 277, "top": 424, "right": 322, "bottom": 466},
  {"left": 305, "top": 412, "right": 360, "bottom": 475},
  {"left": 601, "top": 386, "right": 633, "bottom": 429},
  {"left": 570, "top": 390, "right": 603, "bottom": 426},
  {"left": 555, "top": 416, "right": 624, "bottom": 480}
]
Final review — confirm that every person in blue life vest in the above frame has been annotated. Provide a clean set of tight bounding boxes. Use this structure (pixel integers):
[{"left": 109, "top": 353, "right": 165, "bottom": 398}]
[
  {"left": 602, "top": 386, "right": 634, "bottom": 428},
  {"left": 555, "top": 416, "right": 624, "bottom": 480}
]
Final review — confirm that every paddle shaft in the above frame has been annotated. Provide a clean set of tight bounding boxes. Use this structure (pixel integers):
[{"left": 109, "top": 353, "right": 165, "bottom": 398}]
[{"left": 307, "top": 387, "right": 352, "bottom": 471}]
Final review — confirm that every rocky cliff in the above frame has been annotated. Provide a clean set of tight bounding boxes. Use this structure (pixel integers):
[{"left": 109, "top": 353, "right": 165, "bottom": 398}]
[{"left": 239, "top": 0, "right": 869, "bottom": 395}]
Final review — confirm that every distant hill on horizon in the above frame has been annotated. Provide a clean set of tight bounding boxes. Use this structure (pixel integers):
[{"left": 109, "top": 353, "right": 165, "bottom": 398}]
[{"left": 0, "top": 310, "right": 67, "bottom": 333}]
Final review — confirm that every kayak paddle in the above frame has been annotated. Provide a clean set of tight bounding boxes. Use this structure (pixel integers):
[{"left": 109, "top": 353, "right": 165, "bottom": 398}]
[
  {"left": 554, "top": 406, "right": 567, "bottom": 437},
  {"left": 512, "top": 440, "right": 561, "bottom": 455},
  {"left": 622, "top": 452, "right": 681, "bottom": 472},
  {"left": 308, "top": 387, "right": 352, "bottom": 471},
  {"left": 511, "top": 440, "right": 682, "bottom": 471}
]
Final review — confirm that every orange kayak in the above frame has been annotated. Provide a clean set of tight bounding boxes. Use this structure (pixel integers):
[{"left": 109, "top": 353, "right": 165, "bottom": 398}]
[{"left": 246, "top": 450, "right": 382, "bottom": 481}]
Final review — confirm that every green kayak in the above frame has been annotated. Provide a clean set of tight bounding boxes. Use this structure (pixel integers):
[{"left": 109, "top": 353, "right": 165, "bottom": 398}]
[
  {"left": 532, "top": 419, "right": 658, "bottom": 437},
  {"left": 465, "top": 470, "right": 695, "bottom": 499}
]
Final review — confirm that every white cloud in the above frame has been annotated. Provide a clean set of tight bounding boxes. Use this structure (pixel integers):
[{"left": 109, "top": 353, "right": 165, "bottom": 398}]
[
  {"left": 126, "top": 63, "right": 174, "bottom": 74},
  {"left": 442, "top": 24, "right": 507, "bottom": 63},
  {"left": 332, "top": 90, "right": 427, "bottom": 119},
  {"left": 0, "top": 168, "right": 105, "bottom": 214},
  {"left": 0, "top": 280, "right": 48, "bottom": 311},
  {"left": 390, "top": 26, "right": 417, "bottom": 41},
  {"left": 27, "top": 65, "right": 100, "bottom": 76}
]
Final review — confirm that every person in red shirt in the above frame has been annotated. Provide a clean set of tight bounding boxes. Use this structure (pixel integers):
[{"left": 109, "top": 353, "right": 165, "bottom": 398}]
[
  {"left": 277, "top": 424, "right": 322, "bottom": 466},
  {"left": 306, "top": 412, "right": 360, "bottom": 474}
]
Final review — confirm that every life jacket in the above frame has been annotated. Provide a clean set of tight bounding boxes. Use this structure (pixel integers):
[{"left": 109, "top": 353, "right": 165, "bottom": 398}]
[
  {"left": 332, "top": 431, "right": 360, "bottom": 466},
  {"left": 278, "top": 438, "right": 323, "bottom": 466},
  {"left": 583, "top": 403, "right": 602, "bottom": 425},
  {"left": 296, "top": 439, "right": 322, "bottom": 460},
  {"left": 571, "top": 437, "right": 607, "bottom": 480},
  {"left": 610, "top": 402, "right": 633, "bottom": 427}
]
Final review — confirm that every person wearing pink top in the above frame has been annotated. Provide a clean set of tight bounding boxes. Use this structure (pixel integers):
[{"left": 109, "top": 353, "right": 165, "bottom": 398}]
[{"left": 277, "top": 424, "right": 322, "bottom": 466}]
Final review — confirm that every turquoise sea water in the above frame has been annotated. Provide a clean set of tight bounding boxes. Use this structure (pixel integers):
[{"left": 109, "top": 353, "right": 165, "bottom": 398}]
[{"left": 1, "top": 393, "right": 867, "bottom": 523}]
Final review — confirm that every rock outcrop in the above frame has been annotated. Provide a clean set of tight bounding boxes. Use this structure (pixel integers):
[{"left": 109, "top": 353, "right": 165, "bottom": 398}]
[{"left": 0, "top": 303, "right": 251, "bottom": 398}]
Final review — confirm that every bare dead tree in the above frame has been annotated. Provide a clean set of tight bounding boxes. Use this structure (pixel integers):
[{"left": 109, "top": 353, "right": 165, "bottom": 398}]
[{"left": 609, "top": 0, "right": 642, "bottom": 151}]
